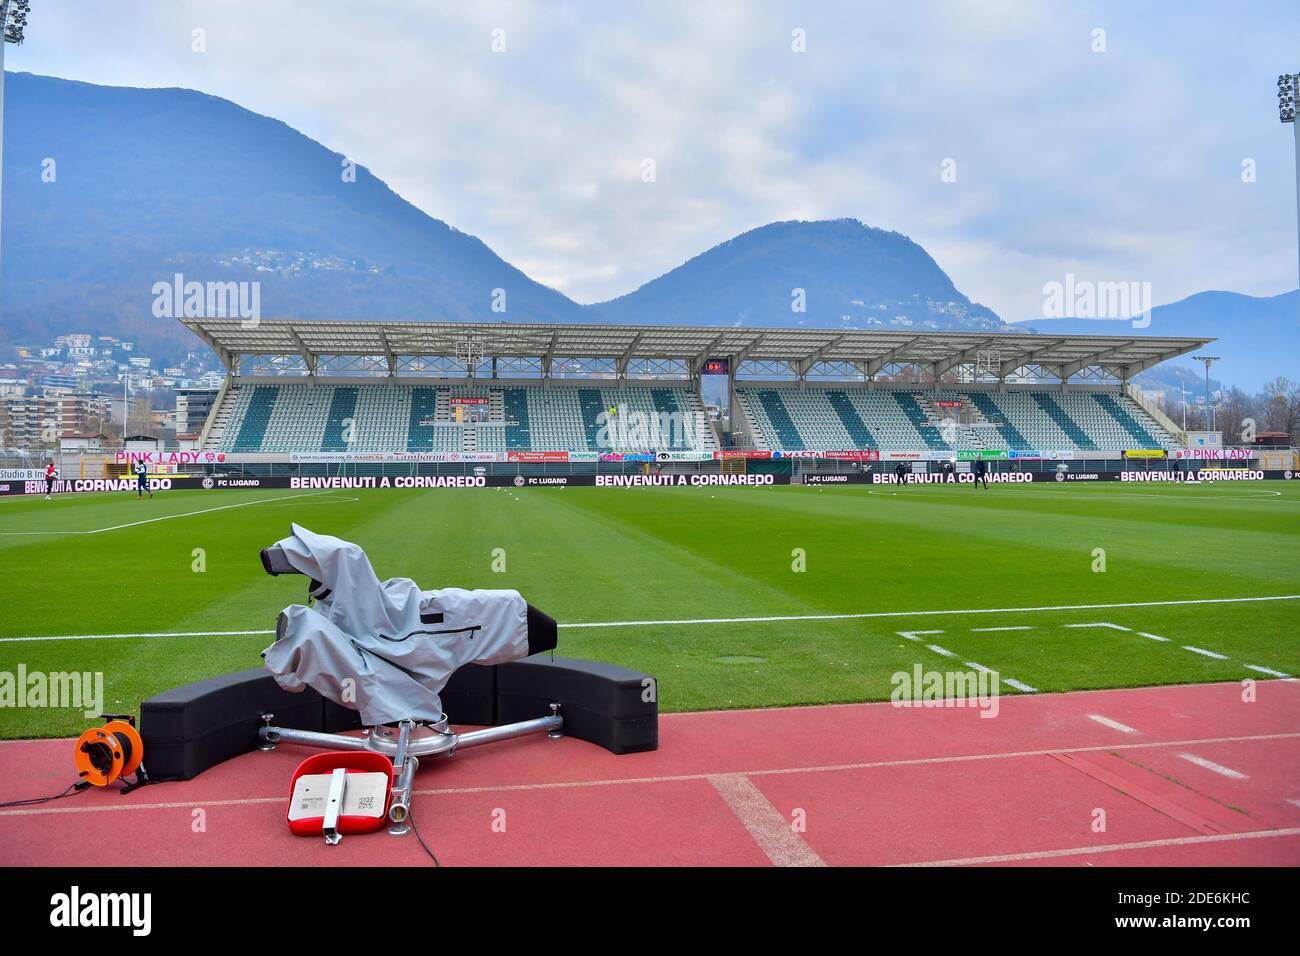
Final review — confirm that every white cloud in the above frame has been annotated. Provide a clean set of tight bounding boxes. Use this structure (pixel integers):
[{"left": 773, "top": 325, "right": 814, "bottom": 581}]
[{"left": 8, "top": 0, "right": 1299, "bottom": 316}]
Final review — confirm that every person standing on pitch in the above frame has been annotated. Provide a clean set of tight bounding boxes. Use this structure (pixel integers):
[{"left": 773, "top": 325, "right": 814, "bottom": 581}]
[
  {"left": 45, "top": 460, "right": 58, "bottom": 500},
  {"left": 134, "top": 459, "right": 153, "bottom": 499},
  {"left": 973, "top": 456, "right": 989, "bottom": 490},
  {"left": 894, "top": 460, "right": 908, "bottom": 487}
]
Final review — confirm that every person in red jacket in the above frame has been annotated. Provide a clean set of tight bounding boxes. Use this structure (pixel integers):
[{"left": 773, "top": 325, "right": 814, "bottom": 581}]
[{"left": 45, "top": 461, "right": 58, "bottom": 500}]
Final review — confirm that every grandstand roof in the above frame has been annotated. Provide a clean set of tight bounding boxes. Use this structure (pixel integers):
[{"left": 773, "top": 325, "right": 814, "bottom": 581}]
[{"left": 180, "top": 318, "right": 1212, "bottom": 380}]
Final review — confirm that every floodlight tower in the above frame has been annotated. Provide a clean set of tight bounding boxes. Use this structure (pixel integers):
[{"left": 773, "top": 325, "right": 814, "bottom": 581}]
[
  {"left": 1282, "top": 73, "right": 1299, "bottom": 318},
  {"left": 1, "top": 1, "right": 32, "bottom": 316},
  {"left": 1192, "top": 355, "right": 1220, "bottom": 431}
]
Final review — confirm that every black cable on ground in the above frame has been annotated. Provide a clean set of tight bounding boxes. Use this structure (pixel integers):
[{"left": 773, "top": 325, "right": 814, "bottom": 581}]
[
  {"left": 406, "top": 804, "right": 441, "bottom": 866},
  {"left": 0, "top": 780, "right": 90, "bottom": 808}
]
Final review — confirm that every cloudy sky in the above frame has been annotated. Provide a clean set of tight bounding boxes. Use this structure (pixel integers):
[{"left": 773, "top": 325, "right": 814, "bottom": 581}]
[{"left": 8, "top": 0, "right": 1300, "bottom": 320}]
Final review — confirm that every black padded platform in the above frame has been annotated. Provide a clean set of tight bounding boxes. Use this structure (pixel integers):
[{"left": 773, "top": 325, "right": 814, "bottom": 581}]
[
  {"left": 140, "top": 668, "right": 323, "bottom": 780},
  {"left": 141, "top": 655, "right": 658, "bottom": 779},
  {"left": 497, "top": 655, "right": 658, "bottom": 755}
]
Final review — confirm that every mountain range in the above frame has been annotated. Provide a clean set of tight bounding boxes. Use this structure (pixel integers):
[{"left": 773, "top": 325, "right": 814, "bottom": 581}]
[{"left": 1, "top": 71, "right": 1295, "bottom": 390}]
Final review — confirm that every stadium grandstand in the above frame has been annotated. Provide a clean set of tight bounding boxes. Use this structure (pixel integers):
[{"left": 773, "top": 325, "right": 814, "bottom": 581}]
[{"left": 162, "top": 318, "right": 1224, "bottom": 477}]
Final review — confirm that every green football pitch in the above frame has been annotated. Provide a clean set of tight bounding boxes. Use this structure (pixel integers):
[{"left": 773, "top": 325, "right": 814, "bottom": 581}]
[{"left": 1, "top": 481, "right": 1297, "bottom": 738}]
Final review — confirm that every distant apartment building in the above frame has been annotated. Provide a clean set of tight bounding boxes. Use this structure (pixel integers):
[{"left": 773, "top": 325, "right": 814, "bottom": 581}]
[
  {"left": 174, "top": 387, "right": 219, "bottom": 434},
  {"left": 0, "top": 392, "right": 106, "bottom": 449}
]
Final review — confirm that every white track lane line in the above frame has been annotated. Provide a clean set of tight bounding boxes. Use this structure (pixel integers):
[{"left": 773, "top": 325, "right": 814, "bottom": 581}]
[
  {"left": 1178, "top": 753, "right": 1248, "bottom": 779},
  {"left": 1183, "top": 645, "right": 1230, "bottom": 660},
  {"left": 707, "top": 773, "right": 826, "bottom": 867},
  {"left": 4, "top": 594, "right": 1298, "bottom": 644},
  {"left": 5, "top": 732, "right": 1295, "bottom": 819},
  {"left": 893, "top": 827, "right": 1300, "bottom": 867},
  {"left": 1088, "top": 714, "right": 1141, "bottom": 734}
]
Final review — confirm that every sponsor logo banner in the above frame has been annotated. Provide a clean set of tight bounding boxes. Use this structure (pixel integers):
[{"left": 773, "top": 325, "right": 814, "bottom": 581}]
[
  {"left": 507, "top": 451, "right": 569, "bottom": 463},
  {"left": 495, "top": 475, "right": 595, "bottom": 487},
  {"left": 958, "top": 450, "right": 1009, "bottom": 461},
  {"left": 804, "top": 473, "right": 870, "bottom": 484},
  {"left": 820, "top": 450, "right": 881, "bottom": 461},
  {"left": 654, "top": 451, "right": 715, "bottom": 462},
  {"left": 1172, "top": 448, "right": 1253, "bottom": 460},
  {"left": 716, "top": 450, "right": 772, "bottom": 460},
  {"left": 290, "top": 452, "right": 507, "bottom": 463},
  {"left": 1124, "top": 449, "right": 1167, "bottom": 459},
  {"left": 114, "top": 451, "right": 226, "bottom": 465},
  {"left": 0, "top": 468, "right": 45, "bottom": 481},
  {"left": 932, "top": 400, "right": 964, "bottom": 408}
]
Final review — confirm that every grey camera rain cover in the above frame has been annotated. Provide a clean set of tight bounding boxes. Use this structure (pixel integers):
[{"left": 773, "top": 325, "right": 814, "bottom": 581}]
[{"left": 261, "top": 523, "right": 529, "bottom": 725}]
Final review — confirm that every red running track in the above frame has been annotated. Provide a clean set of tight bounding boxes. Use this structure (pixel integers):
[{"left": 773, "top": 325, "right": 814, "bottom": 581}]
[{"left": 2, "top": 680, "right": 1298, "bottom": 867}]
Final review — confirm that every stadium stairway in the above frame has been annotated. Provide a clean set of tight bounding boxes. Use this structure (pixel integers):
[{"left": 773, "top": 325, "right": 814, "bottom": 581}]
[{"left": 892, "top": 393, "right": 951, "bottom": 450}]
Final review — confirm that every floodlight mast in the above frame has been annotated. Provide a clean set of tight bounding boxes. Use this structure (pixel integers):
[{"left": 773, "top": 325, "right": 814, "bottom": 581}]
[
  {"left": 1, "top": 1, "right": 32, "bottom": 318},
  {"left": 1192, "top": 355, "right": 1220, "bottom": 432},
  {"left": 1282, "top": 73, "right": 1300, "bottom": 321}
]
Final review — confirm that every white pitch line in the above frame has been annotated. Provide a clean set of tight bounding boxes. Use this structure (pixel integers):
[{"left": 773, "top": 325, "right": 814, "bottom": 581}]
[
  {"left": 707, "top": 773, "right": 826, "bottom": 867},
  {"left": 1137, "top": 631, "right": 1171, "bottom": 642},
  {"left": 7, "top": 732, "right": 1296, "bottom": 818},
  {"left": 0, "top": 629, "right": 274, "bottom": 644},
  {"left": 970, "top": 626, "right": 1034, "bottom": 632},
  {"left": 0, "top": 491, "right": 345, "bottom": 536},
  {"left": 1245, "top": 664, "right": 1291, "bottom": 678},
  {"left": 3, "top": 593, "right": 1298, "bottom": 644},
  {"left": 926, "top": 644, "right": 958, "bottom": 658},
  {"left": 1183, "top": 645, "right": 1230, "bottom": 660},
  {"left": 559, "top": 594, "right": 1300, "bottom": 629},
  {"left": 1003, "top": 678, "right": 1038, "bottom": 693},
  {"left": 1064, "top": 622, "right": 1131, "bottom": 631},
  {"left": 897, "top": 629, "right": 945, "bottom": 642},
  {"left": 1178, "top": 753, "right": 1248, "bottom": 779},
  {"left": 1088, "top": 714, "right": 1140, "bottom": 735}
]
